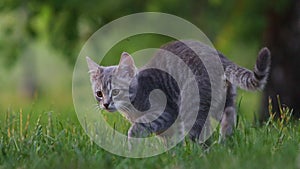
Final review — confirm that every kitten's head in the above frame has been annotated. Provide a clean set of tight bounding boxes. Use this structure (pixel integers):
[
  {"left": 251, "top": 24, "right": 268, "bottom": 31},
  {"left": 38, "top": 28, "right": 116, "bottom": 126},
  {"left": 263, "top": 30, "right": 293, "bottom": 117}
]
[{"left": 86, "top": 52, "right": 137, "bottom": 112}]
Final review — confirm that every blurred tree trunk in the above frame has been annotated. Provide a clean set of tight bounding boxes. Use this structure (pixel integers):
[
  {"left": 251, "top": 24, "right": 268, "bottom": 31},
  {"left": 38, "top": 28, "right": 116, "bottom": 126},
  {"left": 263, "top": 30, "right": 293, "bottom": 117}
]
[
  {"left": 261, "top": 0, "right": 300, "bottom": 120},
  {"left": 21, "top": 51, "right": 37, "bottom": 100}
]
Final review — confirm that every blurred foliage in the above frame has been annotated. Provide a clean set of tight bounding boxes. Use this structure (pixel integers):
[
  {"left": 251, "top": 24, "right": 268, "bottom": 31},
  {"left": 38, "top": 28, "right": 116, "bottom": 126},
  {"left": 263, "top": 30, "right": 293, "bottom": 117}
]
[
  {"left": 0, "top": 0, "right": 291, "bottom": 66},
  {"left": 0, "top": 0, "right": 293, "bottom": 118}
]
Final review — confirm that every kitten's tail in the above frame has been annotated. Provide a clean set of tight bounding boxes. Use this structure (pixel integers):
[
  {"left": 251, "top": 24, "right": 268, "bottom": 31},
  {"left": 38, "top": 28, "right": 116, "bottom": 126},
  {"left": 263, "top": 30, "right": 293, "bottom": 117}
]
[{"left": 222, "top": 47, "right": 271, "bottom": 91}]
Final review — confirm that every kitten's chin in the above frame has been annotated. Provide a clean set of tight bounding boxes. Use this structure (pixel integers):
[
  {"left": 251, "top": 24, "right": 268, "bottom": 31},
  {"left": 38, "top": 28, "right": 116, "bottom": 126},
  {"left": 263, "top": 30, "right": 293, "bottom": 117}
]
[{"left": 105, "top": 108, "right": 117, "bottom": 113}]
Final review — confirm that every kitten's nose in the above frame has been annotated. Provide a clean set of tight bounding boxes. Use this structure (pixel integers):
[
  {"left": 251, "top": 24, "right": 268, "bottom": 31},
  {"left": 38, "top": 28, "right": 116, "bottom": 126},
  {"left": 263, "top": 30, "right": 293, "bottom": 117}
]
[{"left": 103, "top": 103, "right": 109, "bottom": 109}]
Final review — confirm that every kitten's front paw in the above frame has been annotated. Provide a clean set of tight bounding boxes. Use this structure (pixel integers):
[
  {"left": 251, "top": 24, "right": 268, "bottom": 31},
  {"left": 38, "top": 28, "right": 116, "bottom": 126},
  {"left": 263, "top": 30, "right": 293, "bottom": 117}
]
[
  {"left": 127, "top": 123, "right": 152, "bottom": 151},
  {"left": 127, "top": 136, "right": 133, "bottom": 151},
  {"left": 128, "top": 123, "right": 152, "bottom": 138}
]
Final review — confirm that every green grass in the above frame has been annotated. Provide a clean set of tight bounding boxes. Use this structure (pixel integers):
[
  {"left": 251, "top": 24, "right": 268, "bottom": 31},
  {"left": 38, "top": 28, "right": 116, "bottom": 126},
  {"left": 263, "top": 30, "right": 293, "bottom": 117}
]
[{"left": 0, "top": 98, "right": 299, "bottom": 169}]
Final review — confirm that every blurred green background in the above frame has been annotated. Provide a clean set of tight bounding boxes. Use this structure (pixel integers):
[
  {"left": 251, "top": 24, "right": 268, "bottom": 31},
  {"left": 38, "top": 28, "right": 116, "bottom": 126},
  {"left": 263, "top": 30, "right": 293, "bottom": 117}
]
[{"left": 0, "top": 0, "right": 290, "bottom": 120}]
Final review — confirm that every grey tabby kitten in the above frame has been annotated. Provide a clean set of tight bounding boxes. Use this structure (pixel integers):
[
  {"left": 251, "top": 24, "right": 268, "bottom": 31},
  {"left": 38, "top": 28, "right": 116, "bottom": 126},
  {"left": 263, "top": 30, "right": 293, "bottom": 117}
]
[{"left": 86, "top": 40, "right": 271, "bottom": 142}]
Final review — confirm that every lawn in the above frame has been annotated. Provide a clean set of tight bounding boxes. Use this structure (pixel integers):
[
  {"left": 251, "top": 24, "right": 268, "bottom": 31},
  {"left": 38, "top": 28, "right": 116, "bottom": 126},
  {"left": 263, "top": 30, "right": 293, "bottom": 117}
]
[{"left": 0, "top": 98, "right": 299, "bottom": 169}]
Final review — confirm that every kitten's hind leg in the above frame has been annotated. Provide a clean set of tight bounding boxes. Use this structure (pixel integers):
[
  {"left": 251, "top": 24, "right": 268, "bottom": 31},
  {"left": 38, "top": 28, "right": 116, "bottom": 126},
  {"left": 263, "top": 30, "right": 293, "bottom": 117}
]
[
  {"left": 220, "top": 107, "right": 236, "bottom": 141},
  {"left": 219, "top": 82, "right": 237, "bottom": 142}
]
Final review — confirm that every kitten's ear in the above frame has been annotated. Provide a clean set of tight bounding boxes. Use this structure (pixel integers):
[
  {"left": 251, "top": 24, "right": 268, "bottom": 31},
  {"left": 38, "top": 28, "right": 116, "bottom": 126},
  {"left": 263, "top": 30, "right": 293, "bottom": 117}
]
[
  {"left": 116, "top": 52, "right": 137, "bottom": 77},
  {"left": 119, "top": 52, "right": 136, "bottom": 68},
  {"left": 86, "top": 56, "right": 101, "bottom": 73},
  {"left": 86, "top": 57, "right": 102, "bottom": 81}
]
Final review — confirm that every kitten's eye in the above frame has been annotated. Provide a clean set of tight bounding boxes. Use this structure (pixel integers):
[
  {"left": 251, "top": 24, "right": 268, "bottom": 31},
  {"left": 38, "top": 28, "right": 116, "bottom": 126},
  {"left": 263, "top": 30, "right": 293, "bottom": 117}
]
[
  {"left": 96, "top": 91, "right": 103, "bottom": 98},
  {"left": 112, "top": 89, "right": 120, "bottom": 96}
]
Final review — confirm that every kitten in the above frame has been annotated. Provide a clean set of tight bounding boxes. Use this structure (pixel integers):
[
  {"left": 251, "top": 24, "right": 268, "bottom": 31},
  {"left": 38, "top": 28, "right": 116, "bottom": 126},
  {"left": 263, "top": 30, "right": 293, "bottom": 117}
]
[{"left": 86, "top": 40, "right": 271, "bottom": 143}]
